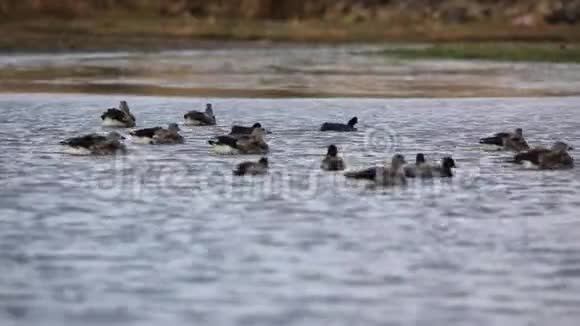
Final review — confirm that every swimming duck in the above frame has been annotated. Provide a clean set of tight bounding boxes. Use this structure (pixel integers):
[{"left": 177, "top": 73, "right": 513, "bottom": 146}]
[
  {"left": 129, "top": 124, "right": 178, "bottom": 144},
  {"left": 344, "top": 162, "right": 380, "bottom": 180},
  {"left": 184, "top": 103, "right": 216, "bottom": 126},
  {"left": 404, "top": 153, "right": 429, "bottom": 178},
  {"left": 513, "top": 141, "right": 574, "bottom": 169},
  {"left": 405, "top": 154, "right": 456, "bottom": 178},
  {"left": 60, "top": 132, "right": 126, "bottom": 155},
  {"left": 101, "top": 101, "right": 136, "bottom": 128},
  {"left": 373, "top": 154, "right": 408, "bottom": 186},
  {"left": 344, "top": 154, "right": 407, "bottom": 186},
  {"left": 320, "top": 117, "right": 358, "bottom": 132},
  {"left": 479, "top": 128, "right": 529, "bottom": 152},
  {"left": 479, "top": 128, "right": 523, "bottom": 148},
  {"left": 233, "top": 157, "right": 269, "bottom": 176},
  {"left": 427, "top": 157, "right": 457, "bottom": 178},
  {"left": 229, "top": 123, "right": 268, "bottom": 137},
  {"left": 209, "top": 128, "right": 269, "bottom": 155},
  {"left": 321, "top": 145, "right": 345, "bottom": 171},
  {"left": 152, "top": 123, "right": 185, "bottom": 144}
]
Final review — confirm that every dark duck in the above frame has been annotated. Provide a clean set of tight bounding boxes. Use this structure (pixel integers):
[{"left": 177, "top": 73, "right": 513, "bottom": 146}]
[
  {"left": 320, "top": 117, "right": 358, "bottom": 132},
  {"left": 101, "top": 101, "right": 136, "bottom": 128}
]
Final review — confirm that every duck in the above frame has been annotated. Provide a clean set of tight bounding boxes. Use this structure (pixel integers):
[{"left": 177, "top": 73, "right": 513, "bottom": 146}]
[
  {"left": 229, "top": 123, "right": 268, "bottom": 137},
  {"left": 374, "top": 154, "right": 408, "bottom": 186},
  {"left": 321, "top": 145, "right": 345, "bottom": 171},
  {"left": 513, "top": 141, "right": 574, "bottom": 169},
  {"left": 404, "top": 153, "right": 429, "bottom": 178},
  {"left": 320, "top": 116, "right": 358, "bottom": 132},
  {"left": 233, "top": 157, "right": 269, "bottom": 176},
  {"left": 344, "top": 163, "right": 380, "bottom": 180},
  {"left": 479, "top": 128, "right": 523, "bottom": 148},
  {"left": 427, "top": 157, "right": 457, "bottom": 178},
  {"left": 344, "top": 154, "right": 407, "bottom": 186},
  {"left": 129, "top": 126, "right": 162, "bottom": 144},
  {"left": 101, "top": 101, "right": 136, "bottom": 128},
  {"left": 60, "top": 132, "right": 126, "bottom": 155},
  {"left": 129, "top": 123, "right": 180, "bottom": 144},
  {"left": 479, "top": 128, "right": 529, "bottom": 152},
  {"left": 405, "top": 154, "right": 456, "bottom": 178},
  {"left": 151, "top": 123, "right": 185, "bottom": 144},
  {"left": 209, "top": 128, "right": 269, "bottom": 155},
  {"left": 184, "top": 103, "right": 216, "bottom": 126}
]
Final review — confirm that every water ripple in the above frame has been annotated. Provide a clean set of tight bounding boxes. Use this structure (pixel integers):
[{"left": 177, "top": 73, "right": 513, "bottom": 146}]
[{"left": 1, "top": 94, "right": 580, "bottom": 326}]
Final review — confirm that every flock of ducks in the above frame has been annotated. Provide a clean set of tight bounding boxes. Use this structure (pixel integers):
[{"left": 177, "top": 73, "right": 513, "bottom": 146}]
[
  {"left": 479, "top": 128, "right": 574, "bottom": 170},
  {"left": 60, "top": 101, "right": 575, "bottom": 186}
]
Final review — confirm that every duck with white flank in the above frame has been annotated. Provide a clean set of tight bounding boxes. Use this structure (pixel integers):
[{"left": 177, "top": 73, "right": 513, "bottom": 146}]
[
  {"left": 209, "top": 128, "right": 269, "bottom": 155},
  {"left": 233, "top": 157, "right": 269, "bottom": 176},
  {"left": 60, "top": 132, "right": 126, "bottom": 155},
  {"left": 479, "top": 128, "right": 529, "bottom": 152},
  {"left": 229, "top": 123, "right": 268, "bottom": 137},
  {"left": 404, "top": 154, "right": 457, "bottom": 178},
  {"left": 320, "top": 117, "right": 358, "bottom": 132},
  {"left": 513, "top": 141, "right": 574, "bottom": 169},
  {"left": 129, "top": 123, "right": 181, "bottom": 144},
  {"left": 184, "top": 104, "right": 216, "bottom": 126},
  {"left": 345, "top": 154, "right": 407, "bottom": 186},
  {"left": 428, "top": 157, "right": 457, "bottom": 178},
  {"left": 101, "top": 101, "right": 136, "bottom": 128},
  {"left": 321, "top": 145, "right": 345, "bottom": 171}
]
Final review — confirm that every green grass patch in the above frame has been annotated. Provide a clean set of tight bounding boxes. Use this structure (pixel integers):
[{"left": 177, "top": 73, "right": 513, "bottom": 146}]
[
  {"left": 0, "top": 66, "right": 137, "bottom": 80},
  {"left": 378, "top": 43, "right": 580, "bottom": 63}
]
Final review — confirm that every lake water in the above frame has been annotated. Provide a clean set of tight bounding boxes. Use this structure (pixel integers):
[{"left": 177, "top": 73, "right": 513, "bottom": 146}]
[{"left": 1, "top": 93, "right": 580, "bottom": 326}]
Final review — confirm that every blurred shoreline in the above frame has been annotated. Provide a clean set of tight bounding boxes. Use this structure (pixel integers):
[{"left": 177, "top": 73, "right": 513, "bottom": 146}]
[
  {"left": 2, "top": 46, "right": 580, "bottom": 98},
  {"left": 1, "top": 17, "right": 580, "bottom": 53},
  {"left": 3, "top": 1, "right": 580, "bottom": 99}
]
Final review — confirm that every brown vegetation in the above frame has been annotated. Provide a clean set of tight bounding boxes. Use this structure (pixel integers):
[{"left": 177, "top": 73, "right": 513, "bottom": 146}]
[
  {"left": 1, "top": 0, "right": 580, "bottom": 25},
  {"left": 1, "top": 1, "right": 580, "bottom": 50}
]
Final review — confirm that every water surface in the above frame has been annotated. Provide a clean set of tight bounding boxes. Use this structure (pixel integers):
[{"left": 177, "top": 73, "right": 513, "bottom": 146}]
[{"left": 1, "top": 94, "right": 580, "bottom": 326}]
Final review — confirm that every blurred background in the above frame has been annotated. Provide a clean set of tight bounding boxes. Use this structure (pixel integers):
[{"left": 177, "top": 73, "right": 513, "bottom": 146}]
[
  {"left": 2, "top": 0, "right": 580, "bottom": 46},
  {"left": 1, "top": 0, "right": 580, "bottom": 97}
]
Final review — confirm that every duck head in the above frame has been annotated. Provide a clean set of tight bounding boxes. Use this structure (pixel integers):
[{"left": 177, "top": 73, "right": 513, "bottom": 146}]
[
  {"left": 551, "top": 141, "right": 573, "bottom": 152},
  {"left": 250, "top": 127, "right": 266, "bottom": 139},
  {"left": 347, "top": 117, "right": 358, "bottom": 128},
  {"left": 252, "top": 122, "right": 270, "bottom": 134},
  {"left": 205, "top": 103, "right": 214, "bottom": 116},
  {"left": 107, "top": 131, "right": 125, "bottom": 141},
  {"left": 416, "top": 153, "right": 426, "bottom": 165},
  {"left": 119, "top": 101, "right": 130, "bottom": 113},
  {"left": 168, "top": 123, "right": 181, "bottom": 132},
  {"left": 327, "top": 145, "right": 339, "bottom": 157},
  {"left": 258, "top": 157, "right": 269, "bottom": 167},
  {"left": 442, "top": 157, "right": 457, "bottom": 169},
  {"left": 390, "top": 154, "right": 407, "bottom": 170}
]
